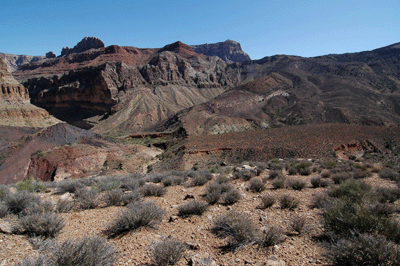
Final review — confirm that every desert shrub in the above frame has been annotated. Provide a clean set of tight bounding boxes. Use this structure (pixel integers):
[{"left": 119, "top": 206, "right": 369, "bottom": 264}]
[
  {"left": 375, "top": 187, "right": 400, "bottom": 203},
  {"left": 320, "top": 169, "right": 331, "bottom": 178},
  {"left": 0, "top": 185, "right": 9, "bottom": 200},
  {"left": 233, "top": 169, "right": 256, "bottom": 181},
  {"left": 312, "top": 193, "right": 332, "bottom": 209},
  {"left": 103, "top": 189, "right": 124, "bottom": 206},
  {"left": 191, "top": 175, "right": 209, "bottom": 187},
  {"left": 197, "top": 169, "right": 213, "bottom": 180},
  {"left": 19, "top": 200, "right": 54, "bottom": 217},
  {"left": 379, "top": 168, "right": 400, "bottom": 181},
  {"left": 215, "top": 175, "right": 229, "bottom": 184},
  {"left": 268, "top": 159, "right": 283, "bottom": 170},
  {"left": 4, "top": 191, "right": 40, "bottom": 214},
  {"left": 352, "top": 168, "right": 371, "bottom": 179},
  {"left": 204, "top": 191, "right": 222, "bottom": 205},
  {"left": 120, "top": 177, "right": 143, "bottom": 191},
  {"left": 95, "top": 177, "right": 121, "bottom": 192},
  {"left": 268, "top": 170, "right": 282, "bottom": 179},
  {"left": 287, "top": 166, "right": 298, "bottom": 175},
  {"left": 16, "top": 255, "right": 53, "bottom": 266},
  {"left": 0, "top": 203, "right": 9, "bottom": 218},
  {"left": 272, "top": 177, "right": 286, "bottom": 189},
  {"left": 75, "top": 188, "right": 99, "bottom": 210},
  {"left": 279, "top": 195, "right": 299, "bottom": 210},
  {"left": 370, "top": 203, "right": 397, "bottom": 217},
  {"left": 211, "top": 211, "right": 259, "bottom": 249},
  {"left": 56, "top": 179, "right": 85, "bottom": 194},
  {"left": 121, "top": 191, "right": 142, "bottom": 205},
  {"left": 248, "top": 178, "right": 265, "bottom": 193},
  {"left": 53, "top": 236, "right": 117, "bottom": 266},
  {"left": 331, "top": 172, "right": 352, "bottom": 184},
  {"left": 56, "top": 199, "right": 75, "bottom": 213},
  {"left": 327, "top": 234, "right": 400, "bottom": 266},
  {"left": 162, "top": 175, "right": 186, "bottom": 187},
  {"left": 259, "top": 195, "right": 276, "bottom": 209},
  {"left": 323, "top": 201, "right": 381, "bottom": 236},
  {"left": 380, "top": 219, "right": 400, "bottom": 244},
  {"left": 329, "top": 179, "right": 371, "bottom": 204},
  {"left": 223, "top": 189, "right": 242, "bottom": 205},
  {"left": 289, "top": 215, "right": 306, "bottom": 234},
  {"left": 19, "top": 213, "right": 65, "bottom": 238},
  {"left": 311, "top": 177, "right": 322, "bottom": 188},
  {"left": 104, "top": 201, "right": 164, "bottom": 238},
  {"left": 147, "top": 173, "right": 168, "bottom": 183},
  {"left": 140, "top": 184, "right": 166, "bottom": 197},
  {"left": 16, "top": 178, "right": 47, "bottom": 192},
  {"left": 177, "top": 200, "right": 208, "bottom": 217},
  {"left": 323, "top": 160, "right": 338, "bottom": 169},
  {"left": 287, "top": 179, "right": 307, "bottom": 190},
  {"left": 152, "top": 238, "right": 186, "bottom": 266},
  {"left": 258, "top": 226, "right": 286, "bottom": 247}
]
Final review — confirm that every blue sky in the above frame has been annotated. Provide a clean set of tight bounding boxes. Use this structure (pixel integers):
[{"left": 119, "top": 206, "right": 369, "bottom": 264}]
[{"left": 1, "top": 0, "right": 399, "bottom": 60}]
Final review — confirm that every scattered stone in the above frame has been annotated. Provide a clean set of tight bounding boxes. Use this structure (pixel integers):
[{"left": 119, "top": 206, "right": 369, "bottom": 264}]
[
  {"left": 185, "top": 252, "right": 216, "bottom": 266},
  {"left": 264, "top": 256, "right": 286, "bottom": 266},
  {"left": 0, "top": 220, "right": 13, "bottom": 234}
]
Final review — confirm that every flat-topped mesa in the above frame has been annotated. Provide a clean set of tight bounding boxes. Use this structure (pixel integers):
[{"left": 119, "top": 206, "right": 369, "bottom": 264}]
[
  {"left": 191, "top": 39, "right": 251, "bottom": 62},
  {"left": 61, "top": 36, "right": 105, "bottom": 56}
]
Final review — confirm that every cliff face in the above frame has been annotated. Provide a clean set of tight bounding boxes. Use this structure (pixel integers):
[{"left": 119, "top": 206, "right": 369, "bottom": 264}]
[
  {"left": 18, "top": 41, "right": 232, "bottom": 132},
  {"left": 0, "top": 58, "right": 59, "bottom": 127},
  {"left": 191, "top": 40, "right": 251, "bottom": 63},
  {"left": 0, "top": 53, "right": 44, "bottom": 73}
]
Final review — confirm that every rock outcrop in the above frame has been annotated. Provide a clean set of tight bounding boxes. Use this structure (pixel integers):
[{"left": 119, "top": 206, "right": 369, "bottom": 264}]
[
  {"left": 0, "top": 53, "right": 44, "bottom": 72},
  {"left": 61, "top": 36, "right": 105, "bottom": 56},
  {"left": 0, "top": 58, "right": 59, "bottom": 127},
  {"left": 191, "top": 40, "right": 251, "bottom": 62}
]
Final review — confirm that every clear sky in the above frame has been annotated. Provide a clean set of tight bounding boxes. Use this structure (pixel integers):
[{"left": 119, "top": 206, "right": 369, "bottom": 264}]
[{"left": 1, "top": 0, "right": 399, "bottom": 60}]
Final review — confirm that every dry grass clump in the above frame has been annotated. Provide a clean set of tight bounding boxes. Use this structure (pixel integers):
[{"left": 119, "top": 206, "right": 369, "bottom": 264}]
[
  {"left": 289, "top": 215, "right": 306, "bottom": 234},
  {"left": 56, "top": 180, "right": 85, "bottom": 194},
  {"left": 248, "top": 178, "right": 266, "bottom": 193},
  {"left": 177, "top": 200, "right": 209, "bottom": 217},
  {"left": 272, "top": 177, "right": 287, "bottom": 189},
  {"left": 268, "top": 170, "right": 282, "bottom": 180},
  {"left": 222, "top": 189, "right": 242, "bottom": 206},
  {"left": 379, "top": 168, "right": 400, "bottom": 182},
  {"left": 287, "top": 179, "right": 307, "bottom": 190},
  {"left": 75, "top": 188, "right": 99, "bottom": 210},
  {"left": 279, "top": 194, "right": 300, "bottom": 210},
  {"left": 103, "top": 201, "right": 164, "bottom": 238},
  {"left": 258, "top": 226, "right": 286, "bottom": 247},
  {"left": 0, "top": 203, "right": 8, "bottom": 218},
  {"left": 233, "top": 168, "right": 257, "bottom": 181},
  {"left": 18, "top": 213, "right": 65, "bottom": 238},
  {"left": 375, "top": 187, "right": 400, "bottom": 203},
  {"left": 203, "top": 182, "right": 234, "bottom": 205},
  {"left": 4, "top": 191, "right": 41, "bottom": 215},
  {"left": 140, "top": 184, "right": 167, "bottom": 197},
  {"left": 331, "top": 172, "right": 352, "bottom": 184},
  {"left": 162, "top": 175, "right": 186, "bottom": 187},
  {"left": 152, "top": 237, "right": 186, "bottom": 266},
  {"left": 211, "top": 211, "right": 259, "bottom": 250},
  {"left": 259, "top": 195, "right": 276, "bottom": 209},
  {"left": 327, "top": 234, "right": 400, "bottom": 266},
  {"left": 56, "top": 199, "right": 75, "bottom": 213}
]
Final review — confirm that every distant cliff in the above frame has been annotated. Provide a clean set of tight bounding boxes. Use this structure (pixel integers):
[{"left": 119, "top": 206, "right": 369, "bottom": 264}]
[
  {"left": 191, "top": 39, "right": 251, "bottom": 62},
  {"left": 0, "top": 53, "right": 45, "bottom": 72}
]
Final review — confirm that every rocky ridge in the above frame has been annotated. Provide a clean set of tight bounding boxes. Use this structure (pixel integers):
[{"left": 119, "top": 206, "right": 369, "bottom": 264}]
[{"left": 60, "top": 36, "right": 105, "bottom": 56}]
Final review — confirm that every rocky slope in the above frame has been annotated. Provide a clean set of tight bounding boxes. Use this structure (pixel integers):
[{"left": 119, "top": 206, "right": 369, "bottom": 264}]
[
  {"left": 15, "top": 41, "right": 232, "bottom": 132},
  {"left": 157, "top": 43, "right": 400, "bottom": 135},
  {"left": 0, "top": 58, "right": 59, "bottom": 127},
  {"left": 11, "top": 38, "right": 400, "bottom": 137},
  {"left": 191, "top": 39, "right": 251, "bottom": 62},
  {"left": 0, "top": 53, "right": 45, "bottom": 73}
]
